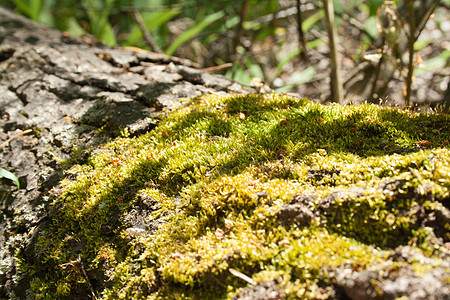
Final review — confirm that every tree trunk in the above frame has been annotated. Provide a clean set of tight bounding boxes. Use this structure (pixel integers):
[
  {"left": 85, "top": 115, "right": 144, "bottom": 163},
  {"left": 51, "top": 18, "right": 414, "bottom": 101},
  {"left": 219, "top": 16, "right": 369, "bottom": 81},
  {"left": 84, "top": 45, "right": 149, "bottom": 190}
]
[{"left": 0, "top": 7, "right": 253, "bottom": 298}]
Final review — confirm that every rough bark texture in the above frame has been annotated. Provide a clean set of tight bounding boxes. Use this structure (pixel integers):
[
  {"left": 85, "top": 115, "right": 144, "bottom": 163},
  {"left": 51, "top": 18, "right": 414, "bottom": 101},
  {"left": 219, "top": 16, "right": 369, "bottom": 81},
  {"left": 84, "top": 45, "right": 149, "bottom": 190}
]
[{"left": 0, "top": 7, "right": 254, "bottom": 297}]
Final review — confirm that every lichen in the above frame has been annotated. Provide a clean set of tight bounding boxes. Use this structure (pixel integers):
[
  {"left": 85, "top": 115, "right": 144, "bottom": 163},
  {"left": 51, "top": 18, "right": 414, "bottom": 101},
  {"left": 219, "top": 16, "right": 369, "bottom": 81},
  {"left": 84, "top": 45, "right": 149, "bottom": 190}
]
[{"left": 20, "top": 93, "right": 449, "bottom": 299}]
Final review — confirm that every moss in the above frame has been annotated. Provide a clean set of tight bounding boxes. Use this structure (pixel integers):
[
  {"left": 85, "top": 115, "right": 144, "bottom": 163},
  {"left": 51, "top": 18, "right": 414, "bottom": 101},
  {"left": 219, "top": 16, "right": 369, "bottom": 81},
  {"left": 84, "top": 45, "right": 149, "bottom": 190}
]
[{"left": 19, "top": 93, "right": 450, "bottom": 299}]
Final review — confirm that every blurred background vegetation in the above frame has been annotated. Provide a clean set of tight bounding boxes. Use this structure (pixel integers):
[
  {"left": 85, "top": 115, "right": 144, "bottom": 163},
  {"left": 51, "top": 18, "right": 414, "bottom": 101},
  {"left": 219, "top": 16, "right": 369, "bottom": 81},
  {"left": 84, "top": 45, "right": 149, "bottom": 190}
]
[{"left": 1, "top": 0, "right": 449, "bottom": 108}]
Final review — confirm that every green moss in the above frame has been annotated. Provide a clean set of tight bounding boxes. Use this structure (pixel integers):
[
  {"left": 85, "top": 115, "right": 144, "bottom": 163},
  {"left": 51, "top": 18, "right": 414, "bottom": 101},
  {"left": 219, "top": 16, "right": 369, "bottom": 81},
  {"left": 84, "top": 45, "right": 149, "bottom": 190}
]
[{"left": 20, "top": 94, "right": 450, "bottom": 299}]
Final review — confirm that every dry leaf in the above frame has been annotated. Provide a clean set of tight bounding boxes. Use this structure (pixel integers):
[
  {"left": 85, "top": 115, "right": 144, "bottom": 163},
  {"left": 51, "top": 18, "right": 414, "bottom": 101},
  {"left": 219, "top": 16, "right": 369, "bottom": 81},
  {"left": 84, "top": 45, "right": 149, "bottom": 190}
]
[
  {"left": 416, "top": 140, "right": 430, "bottom": 148},
  {"left": 280, "top": 119, "right": 290, "bottom": 126}
]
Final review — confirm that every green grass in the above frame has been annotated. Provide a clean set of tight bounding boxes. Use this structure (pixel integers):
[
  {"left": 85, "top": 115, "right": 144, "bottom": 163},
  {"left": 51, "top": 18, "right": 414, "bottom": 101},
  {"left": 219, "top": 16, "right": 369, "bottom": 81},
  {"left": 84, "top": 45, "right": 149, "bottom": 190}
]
[{"left": 22, "top": 94, "right": 449, "bottom": 299}]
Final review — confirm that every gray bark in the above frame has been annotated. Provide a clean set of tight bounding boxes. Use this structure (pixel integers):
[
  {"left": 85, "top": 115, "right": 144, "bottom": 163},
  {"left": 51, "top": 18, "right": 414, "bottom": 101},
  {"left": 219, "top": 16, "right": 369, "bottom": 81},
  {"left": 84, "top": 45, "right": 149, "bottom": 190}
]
[{"left": 0, "top": 7, "right": 253, "bottom": 298}]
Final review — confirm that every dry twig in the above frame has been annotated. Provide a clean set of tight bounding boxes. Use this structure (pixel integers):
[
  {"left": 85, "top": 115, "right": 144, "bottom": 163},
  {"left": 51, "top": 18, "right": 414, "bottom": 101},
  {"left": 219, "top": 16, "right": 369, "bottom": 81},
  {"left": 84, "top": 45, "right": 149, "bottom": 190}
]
[
  {"left": 59, "top": 256, "right": 97, "bottom": 299},
  {"left": 296, "top": 0, "right": 307, "bottom": 58},
  {"left": 0, "top": 129, "right": 32, "bottom": 149},
  {"left": 323, "top": 0, "right": 343, "bottom": 103},
  {"left": 131, "top": 9, "right": 164, "bottom": 54},
  {"left": 233, "top": 0, "right": 251, "bottom": 58},
  {"left": 229, "top": 268, "right": 256, "bottom": 285}
]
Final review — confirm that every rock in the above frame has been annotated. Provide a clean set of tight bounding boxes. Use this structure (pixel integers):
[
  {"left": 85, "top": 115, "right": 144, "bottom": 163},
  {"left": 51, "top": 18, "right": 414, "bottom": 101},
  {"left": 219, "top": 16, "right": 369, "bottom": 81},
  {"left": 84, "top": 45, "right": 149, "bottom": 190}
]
[
  {"left": 255, "top": 191, "right": 270, "bottom": 200},
  {"left": 308, "top": 168, "right": 341, "bottom": 186},
  {"left": 291, "top": 193, "right": 317, "bottom": 208},
  {"left": 232, "top": 279, "right": 284, "bottom": 300},
  {"left": 426, "top": 205, "right": 450, "bottom": 242},
  {"left": 278, "top": 204, "right": 315, "bottom": 226},
  {"left": 334, "top": 263, "right": 450, "bottom": 300},
  {"left": 277, "top": 194, "right": 317, "bottom": 226},
  {"left": 334, "top": 246, "right": 450, "bottom": 300},
  {"left": 318, "top": 187, "right": 366, "bottom": 213},
  {"left": 121, "top": 192, "right": 170, "bottom": 235}
]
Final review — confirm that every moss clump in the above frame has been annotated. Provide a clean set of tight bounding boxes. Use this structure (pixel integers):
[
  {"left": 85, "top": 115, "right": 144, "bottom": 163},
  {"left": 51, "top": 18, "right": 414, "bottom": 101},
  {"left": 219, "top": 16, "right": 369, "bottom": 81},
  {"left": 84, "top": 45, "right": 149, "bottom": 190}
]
[{"left": 21, "top": 94, "right": 449, "bottom": 299}]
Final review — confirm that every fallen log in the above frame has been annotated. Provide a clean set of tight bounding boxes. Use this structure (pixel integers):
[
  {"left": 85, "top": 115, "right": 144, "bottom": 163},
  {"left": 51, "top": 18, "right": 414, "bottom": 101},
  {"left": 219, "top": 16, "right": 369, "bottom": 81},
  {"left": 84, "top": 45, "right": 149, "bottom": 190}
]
[{"left": 0, "top": 7, "right": 252, "bottom": 298}]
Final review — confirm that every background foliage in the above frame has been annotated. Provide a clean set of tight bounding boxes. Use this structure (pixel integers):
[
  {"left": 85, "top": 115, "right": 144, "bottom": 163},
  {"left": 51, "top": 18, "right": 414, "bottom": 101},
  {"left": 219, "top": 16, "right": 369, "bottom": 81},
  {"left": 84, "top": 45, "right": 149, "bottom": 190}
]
[{"left": 1, "top": 0, "right": 449, "bottom": 106}]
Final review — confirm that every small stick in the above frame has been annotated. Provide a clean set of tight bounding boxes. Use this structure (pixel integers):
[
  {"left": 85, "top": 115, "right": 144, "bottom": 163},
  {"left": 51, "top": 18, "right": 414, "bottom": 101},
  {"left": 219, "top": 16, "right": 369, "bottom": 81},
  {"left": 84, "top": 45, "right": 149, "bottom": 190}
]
[
  {"left": 233, "top": 0, "right": 251, "bottom": 58},
  {"left": 131, "top": 9, "right": 164, "bottom": 54},
  {"left": 229, "top": 268, "right": 256, "bottom": 285},
  {"left": 0, "top": 129, "right": 32, "bottom": 149},
  {"left": 296, "top": 0, "right": 307, "bottom": 58},
  {"left": 415, "top": 0, "right": 440, "bottom": 42},
  {"left": 323, "top": 0, "right": 344, "bottom": 103},
  {"left": 368, "top": 39, "right": 386, "bottom": 103},
  {"left": 60, "top": 256, "right": 97, "bottom": 299},
  {"left": 78, "top": 258, "right": 97, "bottom": 299},
  {"left": 200, "top": 63, "right": 233, "bottom": 72},
  {"left": 405, "top": 0, "right": 416, "bottom": 107}
]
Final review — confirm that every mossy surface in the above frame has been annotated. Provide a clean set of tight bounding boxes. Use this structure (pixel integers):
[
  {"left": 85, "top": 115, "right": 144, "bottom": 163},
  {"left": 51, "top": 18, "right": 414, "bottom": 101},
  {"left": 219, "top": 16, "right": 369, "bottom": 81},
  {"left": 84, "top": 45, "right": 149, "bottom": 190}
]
[{"left": 21, "top": 94, "right": 449, "bottom": 299}]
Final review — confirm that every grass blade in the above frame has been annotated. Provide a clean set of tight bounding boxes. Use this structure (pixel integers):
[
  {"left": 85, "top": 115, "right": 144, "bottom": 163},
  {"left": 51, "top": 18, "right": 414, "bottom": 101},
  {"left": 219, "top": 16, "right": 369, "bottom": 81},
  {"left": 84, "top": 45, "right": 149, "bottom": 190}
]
[
  {"left": 0, "top": 168, "right": 20, "bottom": 189},
  {"left": 165, "top": 10, "right": 225, "bottom": 56}
]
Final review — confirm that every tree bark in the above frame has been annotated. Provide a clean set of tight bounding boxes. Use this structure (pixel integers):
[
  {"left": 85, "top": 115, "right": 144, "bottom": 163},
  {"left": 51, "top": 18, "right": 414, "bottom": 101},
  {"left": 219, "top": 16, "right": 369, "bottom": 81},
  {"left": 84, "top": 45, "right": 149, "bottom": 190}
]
[{"left": 0, "top": 7, "right": 253, "bottom": 298}]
